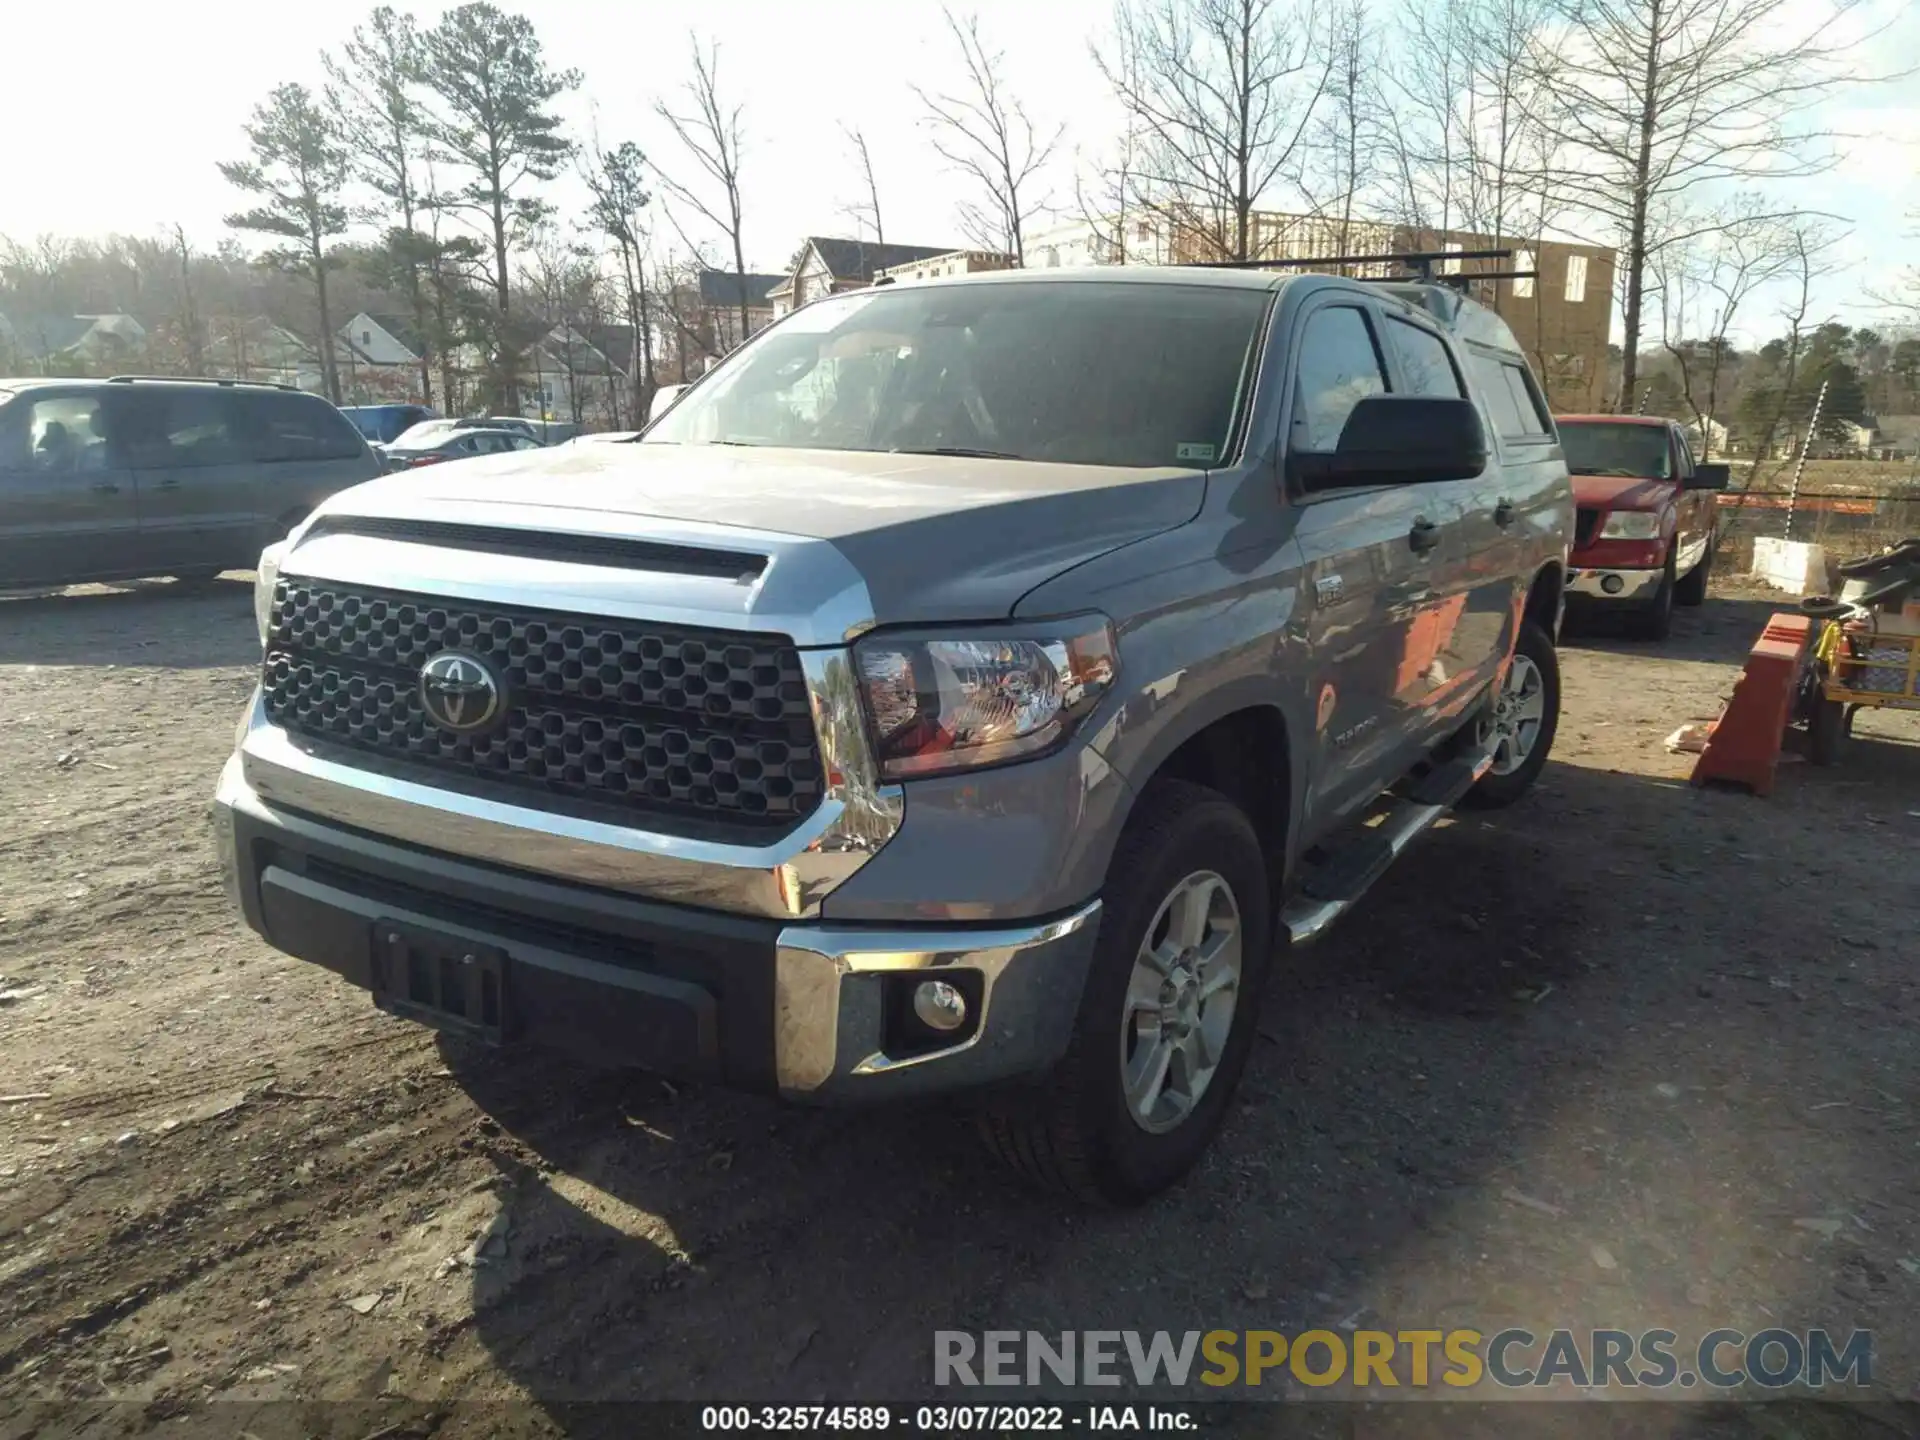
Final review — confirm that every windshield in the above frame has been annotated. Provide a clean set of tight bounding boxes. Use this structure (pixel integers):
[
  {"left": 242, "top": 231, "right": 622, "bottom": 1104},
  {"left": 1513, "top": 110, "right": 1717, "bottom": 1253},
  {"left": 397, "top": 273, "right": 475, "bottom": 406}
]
[
  {"left": 1558, "top": 421, "right": 1672, "bottom": 479},
  {"left": 644, "top": 281, "right": 1270, "bottom": 469}
]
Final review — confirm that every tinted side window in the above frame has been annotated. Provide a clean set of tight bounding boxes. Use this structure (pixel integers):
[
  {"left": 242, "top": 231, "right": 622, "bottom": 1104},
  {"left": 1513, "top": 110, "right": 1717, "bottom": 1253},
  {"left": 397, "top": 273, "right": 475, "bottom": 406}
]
[
  {"left": 0, "top": 395, "right": 114, "bottom": 475},
  {"left": 1389, "top": 318, "right": 1464, "bottom": 398},
  {"left": 1470, "top": 355, "right": 1544, "bottom": 440},
  {"left": 234, "top": 392, "right": 368, "bottom": 464},
  {"left": 1672, "top": 427, "right": 1694, "bottom": 477},
  {"left": 1501, "top": 363, "right": 1551, "bottom": 437},
  {"left": 121, "top": 389, "right": 242, "bottom": 468},
  {"left": 1292, "top": 306, "right": 1388, "bottom": 452}
]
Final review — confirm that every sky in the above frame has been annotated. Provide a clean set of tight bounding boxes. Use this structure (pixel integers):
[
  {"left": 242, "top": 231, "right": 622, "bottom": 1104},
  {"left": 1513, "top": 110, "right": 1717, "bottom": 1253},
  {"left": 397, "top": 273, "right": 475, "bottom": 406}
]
[{"left": 0, "top": 0, "right": 1914, "bottom": 344}]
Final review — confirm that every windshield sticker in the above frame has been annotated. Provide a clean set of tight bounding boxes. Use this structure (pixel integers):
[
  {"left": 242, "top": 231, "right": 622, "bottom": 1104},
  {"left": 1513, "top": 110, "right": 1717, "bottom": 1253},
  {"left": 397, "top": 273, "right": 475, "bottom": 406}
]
[{"left": 1176, "top": 442, "right": 1217, "bottom": 463}]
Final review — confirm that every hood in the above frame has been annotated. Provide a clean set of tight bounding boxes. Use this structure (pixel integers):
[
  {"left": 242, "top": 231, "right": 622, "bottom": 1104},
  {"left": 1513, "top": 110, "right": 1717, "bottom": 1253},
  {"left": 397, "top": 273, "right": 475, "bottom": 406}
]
[
  {"left": 308, "top": 440, "right": 1207, "bottom": 630},
  {"left": 1570, "top": 472, "right": 1677, "bottom": 511}
]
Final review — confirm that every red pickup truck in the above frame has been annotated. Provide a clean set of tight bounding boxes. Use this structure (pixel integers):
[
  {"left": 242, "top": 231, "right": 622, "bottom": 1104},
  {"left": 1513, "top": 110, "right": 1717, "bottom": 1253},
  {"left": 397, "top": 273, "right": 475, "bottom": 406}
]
[{"left": 1556, "top": 414, "right": 1729, "bottom": 640}]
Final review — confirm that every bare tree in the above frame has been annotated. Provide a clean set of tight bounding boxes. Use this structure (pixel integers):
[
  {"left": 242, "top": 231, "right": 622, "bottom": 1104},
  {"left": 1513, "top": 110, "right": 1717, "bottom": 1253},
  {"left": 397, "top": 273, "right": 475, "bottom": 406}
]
[
  {"left": 1379, "top": 0, "right": 1473, "bottom": 232},
  {"left": 1734, "top": 222, "right": 1842, "bottom": 489},
  {"left": 172, "top": 224, "right": 206, "bottom": 374},
  {"left": 655, "top": 37, "right": 751, "bottom": 344},
  {"left": 1531, "top": 0, "right": 1877, "bottom": 408},
  {"left": 1652, "top": 200, "right": 1829, "bottom": 461},
  {"left": 1097, "top": 0, "right": 1332, "bottom": 262},
  {"left": 1867, "top": 208, "right": 1920, "bottom": 330},
  {"left": 582, "top": 136, "right": 660, "bottom": 421},
  {"left": 839, "top": 125, "right": 886, "bottom": 243},
  {"left": 917, "top": 9, "right": 1060, "bottom": 263},
  {"left": 1074, "top": 122, "right": 1143, "bottom": 264},
  {"left": 1303, "top": 0, "right": 1383, "bottom": 250}
]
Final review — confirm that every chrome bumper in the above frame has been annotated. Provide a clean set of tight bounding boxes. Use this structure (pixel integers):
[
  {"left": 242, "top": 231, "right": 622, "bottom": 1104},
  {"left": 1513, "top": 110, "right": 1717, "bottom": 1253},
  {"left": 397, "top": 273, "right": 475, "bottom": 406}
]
[
  {"left": 229, "top": 662, "right": 903, "bottom": 921},
  {"left": 1567, "top": 566, "right": 1664, "bottom": 602},
  {"left": 215, "top": 754, "right": 1100, "bottom": 1098}
]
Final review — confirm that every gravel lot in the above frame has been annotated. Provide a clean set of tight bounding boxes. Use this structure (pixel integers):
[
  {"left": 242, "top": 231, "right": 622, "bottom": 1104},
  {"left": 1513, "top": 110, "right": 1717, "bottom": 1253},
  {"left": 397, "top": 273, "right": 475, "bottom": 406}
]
[{"left": 1, "top": 574, "right": 1917, "bottom": 1438}]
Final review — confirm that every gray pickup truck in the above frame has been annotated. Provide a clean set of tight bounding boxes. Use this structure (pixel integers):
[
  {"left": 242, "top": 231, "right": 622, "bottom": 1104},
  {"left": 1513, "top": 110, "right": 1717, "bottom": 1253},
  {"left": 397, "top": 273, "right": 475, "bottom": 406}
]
[{"left": 215, "top": 267, "right": 1570, "bottom": 1203}]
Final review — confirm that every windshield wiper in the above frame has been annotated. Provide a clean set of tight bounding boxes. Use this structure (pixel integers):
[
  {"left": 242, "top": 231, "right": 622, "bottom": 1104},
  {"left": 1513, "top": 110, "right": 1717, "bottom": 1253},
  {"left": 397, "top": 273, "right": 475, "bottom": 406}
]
[
  {"left": 890, "top": 446, "right": 1026, "bottom": 461},
  {"left": 1570, "top": 467, "right": 1651, "bottom": 478}
]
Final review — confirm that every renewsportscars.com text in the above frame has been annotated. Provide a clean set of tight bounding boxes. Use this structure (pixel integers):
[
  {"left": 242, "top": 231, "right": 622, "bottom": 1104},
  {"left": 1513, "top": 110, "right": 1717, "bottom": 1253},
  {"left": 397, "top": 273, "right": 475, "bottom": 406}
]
[{"left": 934, "top": 1328, "right": 1873, "bottom": 1391}]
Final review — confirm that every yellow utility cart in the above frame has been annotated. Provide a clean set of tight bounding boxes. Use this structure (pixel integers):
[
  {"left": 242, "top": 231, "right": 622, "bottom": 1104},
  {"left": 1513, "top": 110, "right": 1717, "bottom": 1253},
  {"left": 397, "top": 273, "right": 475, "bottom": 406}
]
[{"left": 1799, "top": 539, "right": 1920, "bottom": 765}]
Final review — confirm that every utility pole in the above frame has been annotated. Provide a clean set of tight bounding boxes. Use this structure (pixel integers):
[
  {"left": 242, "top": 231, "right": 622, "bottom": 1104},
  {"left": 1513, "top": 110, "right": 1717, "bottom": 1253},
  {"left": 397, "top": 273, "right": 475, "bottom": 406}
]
[{"left": 1784, "top": 377, "right": 1829, "bottom": 543}]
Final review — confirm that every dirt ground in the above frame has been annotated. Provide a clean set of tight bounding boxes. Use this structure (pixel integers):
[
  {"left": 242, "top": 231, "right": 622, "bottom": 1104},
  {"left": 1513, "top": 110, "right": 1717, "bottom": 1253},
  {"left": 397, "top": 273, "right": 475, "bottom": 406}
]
[{"left": 2, "top": 573, "right": 1918, "bottom": 1438}]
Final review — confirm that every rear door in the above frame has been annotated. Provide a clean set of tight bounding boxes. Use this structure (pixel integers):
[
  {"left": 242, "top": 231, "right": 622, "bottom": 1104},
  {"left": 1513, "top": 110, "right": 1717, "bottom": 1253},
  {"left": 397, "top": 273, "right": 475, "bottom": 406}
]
[
  {"left": 1454, "top": 347, "right": 1559, "bottom": 686},
  {"left": 0, "top": 390, "right": 142, "bottom": 586},
  {"left": 1382, "top": 314, "right": 1511, "bottom": 708},
  {"left": 115, "top": 386, "right": 257, "bottom": 573},
  {"left": 1284, "top": 296, "right": 1466, "bottom": 825},
  {"left": 227, "top": 389, "right": 379, "bottom": 544}
]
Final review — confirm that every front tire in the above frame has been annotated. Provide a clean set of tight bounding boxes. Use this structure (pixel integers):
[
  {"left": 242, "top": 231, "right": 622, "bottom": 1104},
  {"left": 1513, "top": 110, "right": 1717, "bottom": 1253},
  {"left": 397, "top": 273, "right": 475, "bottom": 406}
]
[
  {"left": 1675, "top": 535, "right": 1713, "bottom": 607},
  {"left": 975, "top": 781, "right": 1272, "bottom": 1205},
  {"left": 1461, "top": 617, "right": 1560, "bottom": 810},
  {"left": 1626, "top": 554, "right": 1676, "bottom": 640}
]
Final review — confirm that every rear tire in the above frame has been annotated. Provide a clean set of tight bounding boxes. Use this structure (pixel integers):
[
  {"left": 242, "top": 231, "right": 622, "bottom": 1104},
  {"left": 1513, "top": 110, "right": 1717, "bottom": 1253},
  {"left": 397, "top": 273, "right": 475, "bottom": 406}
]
[
  {"left": 1808, "top": 686, "right": 1847, "bottom": 767},
  {"left": 1461, "top": 617, "right": 1560, "bottom": 810},
  {"left": 1675, "top": 536, "right": 1713, "bottom": 607},
  {"left": 975, "top": 780, "right": 1272, "bottom": 1205},
  {"left": 1626, "top": 554, "right": 1676, "bottom": 640}
]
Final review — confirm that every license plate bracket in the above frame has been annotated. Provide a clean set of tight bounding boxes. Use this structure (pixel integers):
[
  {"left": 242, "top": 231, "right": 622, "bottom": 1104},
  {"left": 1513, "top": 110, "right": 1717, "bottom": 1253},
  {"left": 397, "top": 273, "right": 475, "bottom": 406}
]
[{"left": 371, "top": 919, "right": 509, "bottom": 1045}]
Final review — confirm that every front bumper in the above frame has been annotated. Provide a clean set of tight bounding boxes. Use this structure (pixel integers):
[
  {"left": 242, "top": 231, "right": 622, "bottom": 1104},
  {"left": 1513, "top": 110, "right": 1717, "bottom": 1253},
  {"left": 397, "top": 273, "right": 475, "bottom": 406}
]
[
  {"left": 1566, "top": 565, "right": 1665, "bottom": 603},
  {"left": 215, "top": 755, "right": 1100, "bottom": 1101}
]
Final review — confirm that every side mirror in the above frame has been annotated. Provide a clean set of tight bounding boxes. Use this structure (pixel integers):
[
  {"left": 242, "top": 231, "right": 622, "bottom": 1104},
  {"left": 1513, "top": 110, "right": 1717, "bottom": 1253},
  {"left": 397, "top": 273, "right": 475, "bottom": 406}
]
[
  {"left": 1292, "top": 395, "right": 1488, "bottom": 491},
  {"left": 647, "top": 384, "right": 686, "bottom": 425},
  {"left": 1687, "top": 461, "right": 1730, "bottom": 491}
]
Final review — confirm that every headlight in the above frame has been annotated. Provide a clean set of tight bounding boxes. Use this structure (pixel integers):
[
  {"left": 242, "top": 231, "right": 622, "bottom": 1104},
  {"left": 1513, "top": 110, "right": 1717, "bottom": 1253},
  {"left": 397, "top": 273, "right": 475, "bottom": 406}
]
[
  {"left": 1598, "top": 510, "right": 1663, "bottom": 540},
  {"left": 853, "top": 617, "right": 1118, "bottom": 780},
  {"left": 254, "top": 540, "right": 288, "bottom": 645}
]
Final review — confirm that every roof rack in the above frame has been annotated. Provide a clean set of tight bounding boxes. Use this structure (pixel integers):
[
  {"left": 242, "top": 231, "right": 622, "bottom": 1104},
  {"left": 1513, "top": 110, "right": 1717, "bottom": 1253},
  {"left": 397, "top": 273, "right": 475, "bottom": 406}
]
[
  {"left": 1183, "top": 248, "right": 1536, "bottom": 292},
  {"left": 105, "top": 374, "right": 299, "bottom": 391}
]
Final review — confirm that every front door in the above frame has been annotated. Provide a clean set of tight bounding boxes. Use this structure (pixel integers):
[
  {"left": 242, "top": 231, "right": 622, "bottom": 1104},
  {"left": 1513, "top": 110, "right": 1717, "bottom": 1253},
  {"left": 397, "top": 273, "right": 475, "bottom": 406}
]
[
  {"left": 1669, "top": 427, "right": 1713, "bottom": 575},
  {"left": 0, "top": 391, "right": 141, "bottom": 587},
  {"left": 1284, "top": 299, "right": 1467, "bottom": 825}
]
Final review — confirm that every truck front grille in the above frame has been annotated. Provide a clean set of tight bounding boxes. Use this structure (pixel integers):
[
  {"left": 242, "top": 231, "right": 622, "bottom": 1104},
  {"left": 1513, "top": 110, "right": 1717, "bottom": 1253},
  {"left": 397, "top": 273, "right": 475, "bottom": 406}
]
[
  {"left": 1575, "top": 507, "right": 1600, "bottom": 547},
  {"left": 261, "top": 579, "right": 823, "bottom": 829}
]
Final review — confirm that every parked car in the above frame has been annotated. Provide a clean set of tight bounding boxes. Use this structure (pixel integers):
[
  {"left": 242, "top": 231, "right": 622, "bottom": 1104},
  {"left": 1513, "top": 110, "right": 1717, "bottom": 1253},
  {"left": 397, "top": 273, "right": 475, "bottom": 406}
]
[
  {"left": 340, "top": 403, "right": 437, "bottom": 444},
  {"left": 1557, "top": 413, "right": 1729, "bottom": 639},
  {"left": 379, "top": 425, "right": 542, "bottom": 470},
  {"left": 0, "top": 375, "right": 381, "bottom": 589},
  {"left": 216, "top": 267, "right": 1571, "bottom": 1203},
  {"left": 522, "top": 419, "right": 583, "bottom": 446}
]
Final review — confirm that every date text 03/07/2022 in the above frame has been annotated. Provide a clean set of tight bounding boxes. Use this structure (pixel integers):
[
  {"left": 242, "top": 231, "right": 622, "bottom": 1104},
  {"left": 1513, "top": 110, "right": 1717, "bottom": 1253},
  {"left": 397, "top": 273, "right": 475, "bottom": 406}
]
[{"left": 698, "top": 1405, "right": 1198, "bottom": 1433}]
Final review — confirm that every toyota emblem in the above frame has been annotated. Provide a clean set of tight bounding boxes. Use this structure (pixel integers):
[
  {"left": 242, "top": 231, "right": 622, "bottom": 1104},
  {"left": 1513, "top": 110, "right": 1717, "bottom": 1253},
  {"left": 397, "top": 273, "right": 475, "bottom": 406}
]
[{"left": 419, "top": 652, "right": 504, "bottom": 734}]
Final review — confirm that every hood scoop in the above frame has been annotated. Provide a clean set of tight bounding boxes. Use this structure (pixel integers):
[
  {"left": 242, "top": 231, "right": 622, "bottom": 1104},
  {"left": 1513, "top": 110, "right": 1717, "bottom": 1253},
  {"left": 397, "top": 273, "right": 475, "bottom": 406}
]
[{"left": 302, "top": 515, "right": 767, "bottom": 583}]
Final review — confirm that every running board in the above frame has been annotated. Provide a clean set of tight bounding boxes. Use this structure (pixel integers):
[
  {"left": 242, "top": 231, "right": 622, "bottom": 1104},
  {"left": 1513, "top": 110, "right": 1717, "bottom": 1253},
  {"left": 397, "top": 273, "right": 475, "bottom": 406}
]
[{"left": 1281, "top": 746, "right": 1495, "bottom": 947}]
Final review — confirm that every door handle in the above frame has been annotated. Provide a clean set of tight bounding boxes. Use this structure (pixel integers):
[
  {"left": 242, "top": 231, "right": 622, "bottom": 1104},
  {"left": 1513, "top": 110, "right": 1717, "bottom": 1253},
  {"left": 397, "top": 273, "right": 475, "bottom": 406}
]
[
  {"left": 1493, "top": 498, "right": 1515, "bottom": 528},
  {"left": 91, "top": 481, "right": 120, "bottom": 494},
  {"left": 156, "top": 478, "right": 181, "bottom": 490},
  {"left": 1408, "top": 517, "right": 1441, "bottom": 554}
]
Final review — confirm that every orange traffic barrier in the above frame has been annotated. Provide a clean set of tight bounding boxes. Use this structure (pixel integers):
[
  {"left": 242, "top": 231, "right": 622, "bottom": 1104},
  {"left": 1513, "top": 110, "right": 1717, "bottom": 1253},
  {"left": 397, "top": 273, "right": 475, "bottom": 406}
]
[{"left": 1689, "top": 613, "right": 1815, "bottom": 796}]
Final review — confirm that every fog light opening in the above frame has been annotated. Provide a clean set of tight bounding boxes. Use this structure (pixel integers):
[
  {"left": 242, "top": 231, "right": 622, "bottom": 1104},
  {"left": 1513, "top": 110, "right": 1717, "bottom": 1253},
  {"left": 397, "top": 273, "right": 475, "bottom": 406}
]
[
  {"left": 912, "top": 980, "right": 969, "bottom": 1033},
  {"left": 1601, "top": 573, "right": 1625, "bottom": 595}
]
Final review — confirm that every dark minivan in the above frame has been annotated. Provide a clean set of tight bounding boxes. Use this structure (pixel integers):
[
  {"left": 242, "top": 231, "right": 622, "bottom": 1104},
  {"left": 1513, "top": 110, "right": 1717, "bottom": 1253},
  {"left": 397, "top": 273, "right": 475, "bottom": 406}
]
[{"left": 0, "top": 376, "right": 383, "bottom": 589}]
